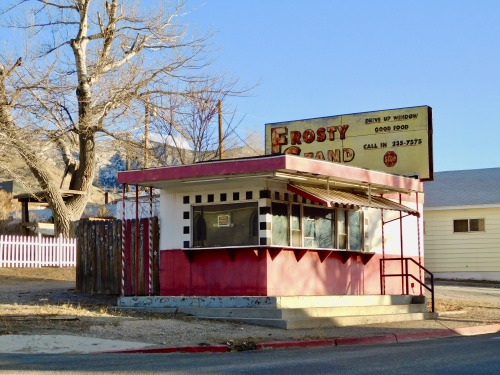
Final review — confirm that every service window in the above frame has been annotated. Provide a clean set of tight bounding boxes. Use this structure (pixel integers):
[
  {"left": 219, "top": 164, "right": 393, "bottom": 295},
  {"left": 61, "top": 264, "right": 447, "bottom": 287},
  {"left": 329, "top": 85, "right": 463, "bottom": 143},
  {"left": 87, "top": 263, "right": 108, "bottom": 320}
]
[
  {"left": 192, "top": 202, "right": 258, "bottom": 247},
  {"left": 303, "top": 206, "right": 334, "bottom": 248},
  {"left": 337, "top": 209, "right": 347, "bottom": 249},
  {"left": 271, "top": 199, "right": 363, "bottom": 251},
  {"left": 348, "top": 210, "right": 363, "bottom": 251},
  {"left": 272, "top": 202, "right": 289, "bottom": 246},
  {"left": 291, "top": 204, "right": 302, "bottom": 247}
]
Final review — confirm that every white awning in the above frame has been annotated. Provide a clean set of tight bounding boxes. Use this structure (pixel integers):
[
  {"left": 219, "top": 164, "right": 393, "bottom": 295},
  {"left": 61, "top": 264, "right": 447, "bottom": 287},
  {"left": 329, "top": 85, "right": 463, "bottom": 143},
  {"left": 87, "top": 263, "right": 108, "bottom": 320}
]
[{"left": 287, "top": 183, "right": 419, "bottom": 216}]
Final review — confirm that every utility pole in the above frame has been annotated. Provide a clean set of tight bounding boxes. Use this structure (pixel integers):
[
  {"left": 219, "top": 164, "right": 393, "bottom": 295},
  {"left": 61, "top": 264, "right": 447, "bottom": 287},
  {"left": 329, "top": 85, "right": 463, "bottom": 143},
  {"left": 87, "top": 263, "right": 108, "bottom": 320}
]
[
  {"left": 218, "top": 99, "right": 224, "bottom": 160},
  {"left": 144, "top": 98, "right": 150, "bottom": 169},
  {"left": 126, "top": 134, "right": 131, "bottom": 171},
  {"left": 125, "top": 134, "right": 131, "bottom": 192}
]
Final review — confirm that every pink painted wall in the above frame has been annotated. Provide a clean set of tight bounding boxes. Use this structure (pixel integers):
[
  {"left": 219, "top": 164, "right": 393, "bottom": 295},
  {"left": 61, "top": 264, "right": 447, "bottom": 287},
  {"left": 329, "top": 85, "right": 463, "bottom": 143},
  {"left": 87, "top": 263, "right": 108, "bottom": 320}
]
[{"left": 159, "top": 248, "right": 422, "bottom": 296}]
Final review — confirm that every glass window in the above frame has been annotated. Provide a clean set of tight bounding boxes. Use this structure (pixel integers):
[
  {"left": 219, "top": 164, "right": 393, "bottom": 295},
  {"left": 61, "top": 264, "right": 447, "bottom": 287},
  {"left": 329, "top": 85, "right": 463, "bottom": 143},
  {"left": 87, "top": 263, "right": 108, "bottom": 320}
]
[
  {"left": 269, "top": 197, "right": 364, "bottom": 251},
  {"left": 303, "top": 206, "right": 334, "bottom": 248},
  {"left": 272, "top": 202, "right": 289, "bottom": 246},
  {"left": 337, "top": 209, "right": 347, "bottom": 249},
  {"left": 291, "top": 204, "right": 301, "bottom": 247},
  {"left": 349, "top": 210, "right": 363, "bottom": 251},
  {"left": 469, "top": 219, "right": 485, "bottom": 232},
  {"left": 453, "top": 219, "right": 468, "bottom": 232},
  {"left": 192, "top": 202, "right": 258, "bottom": 247},
  {"left": 454, "top": 219, "right": 485, "bottom": 233}
]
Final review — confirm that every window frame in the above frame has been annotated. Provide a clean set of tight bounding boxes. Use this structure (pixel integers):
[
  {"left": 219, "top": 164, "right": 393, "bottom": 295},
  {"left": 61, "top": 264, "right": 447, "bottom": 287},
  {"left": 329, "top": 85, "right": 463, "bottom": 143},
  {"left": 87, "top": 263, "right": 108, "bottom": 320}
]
[
  {"left": 191, "top": 201, "right": 259, "bottom": 248},
  {"left": 453, "top": 218, "right": 485, "bottom": 233},
  {"left": 271, "top": 200, "right": 364, "bottom": 251}
]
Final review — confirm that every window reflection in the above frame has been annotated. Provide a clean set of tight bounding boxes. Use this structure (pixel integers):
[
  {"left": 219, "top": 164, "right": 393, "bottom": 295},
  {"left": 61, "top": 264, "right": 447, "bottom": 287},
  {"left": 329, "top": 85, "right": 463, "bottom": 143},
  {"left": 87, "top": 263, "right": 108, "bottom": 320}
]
[
  {"left": 272, "top": 200, "right": 364, "bottom": 251},
  {"left": 192, "top": 203, "right": 258, "bottom": 247},
  {"left": 303, "top": 206, "right": 334, "bottom": 248},
  {"left": 272, "top": 202, "right": 289, "bottom": 246}
]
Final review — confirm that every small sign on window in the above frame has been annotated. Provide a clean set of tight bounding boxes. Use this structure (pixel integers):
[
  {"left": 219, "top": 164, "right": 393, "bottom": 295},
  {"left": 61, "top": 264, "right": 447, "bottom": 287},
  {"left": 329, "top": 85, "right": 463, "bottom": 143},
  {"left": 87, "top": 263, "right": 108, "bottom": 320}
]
[{"left": 218, "top": 214, "right": 231, "bottom": 227}]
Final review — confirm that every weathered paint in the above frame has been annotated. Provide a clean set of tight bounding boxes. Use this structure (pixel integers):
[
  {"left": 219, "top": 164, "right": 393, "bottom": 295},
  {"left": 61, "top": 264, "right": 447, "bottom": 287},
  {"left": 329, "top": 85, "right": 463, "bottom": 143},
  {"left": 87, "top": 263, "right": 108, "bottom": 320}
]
[
  {"left": 117, "top": 155, "right": 423, "bottom": 193},
  {"left": 265, "top": 106, "right": 433, "bottom": 180},
  {"left": 117, "top": 155, "right": 426, "bottom": 297},
  {"left": 159, "top": 249, "right": 422, "bottom": 296}
]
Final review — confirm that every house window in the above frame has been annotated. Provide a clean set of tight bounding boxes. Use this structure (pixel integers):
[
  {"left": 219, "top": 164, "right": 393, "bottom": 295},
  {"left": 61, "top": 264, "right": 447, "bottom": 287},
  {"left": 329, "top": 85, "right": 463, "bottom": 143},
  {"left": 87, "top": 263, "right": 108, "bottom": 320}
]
[
  {"left": 453, "top": 218, "right": 485, "bottom": 233},
  {"left": 271, "top": 201, "right": 363, "bottom": 250},
  {"left": 192, "top": 202, "right": 258, "bottom": 247}
]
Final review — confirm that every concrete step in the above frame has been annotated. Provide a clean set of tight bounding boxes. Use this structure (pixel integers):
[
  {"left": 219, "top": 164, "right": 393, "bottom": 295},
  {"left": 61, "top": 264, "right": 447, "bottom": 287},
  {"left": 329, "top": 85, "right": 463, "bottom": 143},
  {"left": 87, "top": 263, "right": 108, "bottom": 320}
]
[
  {"left": 117, "top": 295, "right": 416, "bottom": 309},
  {"left": 115, "top": 295, "right": 434, "bottom": 330},
  {"left": 176, "top": 303, "right": 428, "bottom": 320},
  {"left": 224, "top": 312, "right": 439, "bottom": 329}
]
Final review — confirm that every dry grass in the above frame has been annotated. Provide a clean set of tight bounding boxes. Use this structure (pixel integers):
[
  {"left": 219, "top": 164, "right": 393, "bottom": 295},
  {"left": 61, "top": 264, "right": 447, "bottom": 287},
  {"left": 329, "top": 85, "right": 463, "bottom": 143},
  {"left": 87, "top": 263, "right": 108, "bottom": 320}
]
[
  {"left": 0, "top": 267, "right": 115, "bottom": 321},
  {"left": 0, "top": 267, "right": 75, "bottom": 281},
  {"left": 0, "top": 303, "right": 112, "bottom": 318},
  {"left": 431, "top": 299, "right": 464, "bottom": 312}
]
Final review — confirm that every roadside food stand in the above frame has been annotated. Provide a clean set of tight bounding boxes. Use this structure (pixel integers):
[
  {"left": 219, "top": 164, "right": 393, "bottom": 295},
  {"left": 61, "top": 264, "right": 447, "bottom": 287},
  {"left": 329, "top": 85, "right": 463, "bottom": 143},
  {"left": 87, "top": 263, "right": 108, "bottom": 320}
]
[
  {"left": 117, "top": 154, "right": 424, "bottom": 297},
  {"left": 117, "top": 105, "right": 432, "bottom": 301}
]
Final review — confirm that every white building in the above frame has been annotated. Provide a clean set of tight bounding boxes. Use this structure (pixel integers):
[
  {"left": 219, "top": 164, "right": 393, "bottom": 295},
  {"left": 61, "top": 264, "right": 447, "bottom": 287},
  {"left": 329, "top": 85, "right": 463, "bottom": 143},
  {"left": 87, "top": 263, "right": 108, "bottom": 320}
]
[{"left": 424, "top": 168, "right": 500, "bottom": 281}]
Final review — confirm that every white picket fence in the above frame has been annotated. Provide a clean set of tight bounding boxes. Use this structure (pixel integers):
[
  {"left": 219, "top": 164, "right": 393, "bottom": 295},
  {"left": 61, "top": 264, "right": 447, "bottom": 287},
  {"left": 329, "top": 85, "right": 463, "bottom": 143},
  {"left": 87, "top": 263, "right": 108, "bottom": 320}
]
[{"left": 0, "top": 233, "right": 76, "bottom": 268}]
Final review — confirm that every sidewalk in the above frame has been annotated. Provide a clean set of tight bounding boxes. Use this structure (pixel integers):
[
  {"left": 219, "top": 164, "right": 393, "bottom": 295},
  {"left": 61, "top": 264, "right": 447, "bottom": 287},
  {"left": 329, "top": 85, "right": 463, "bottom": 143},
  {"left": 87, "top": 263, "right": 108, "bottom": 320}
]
[
  {"left": 1, "top": 279, "right": 499, "bottom": 354},
  {"left": 103, "top": 321, "right": 500, "bottom": 354},
  {"left": 2, "top": 318, "right": 498, "bottom": 354}
]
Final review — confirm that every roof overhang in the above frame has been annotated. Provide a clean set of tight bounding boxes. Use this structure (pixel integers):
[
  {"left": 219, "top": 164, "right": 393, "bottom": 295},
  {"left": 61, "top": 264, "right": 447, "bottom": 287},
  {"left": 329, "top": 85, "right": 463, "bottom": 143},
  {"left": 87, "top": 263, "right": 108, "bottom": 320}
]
[
  {"left": 117, "top": 155, "right": 423, "bottom": 194},
  {"left": 289, "top": 183, "right": 419, "bottom": 216}
]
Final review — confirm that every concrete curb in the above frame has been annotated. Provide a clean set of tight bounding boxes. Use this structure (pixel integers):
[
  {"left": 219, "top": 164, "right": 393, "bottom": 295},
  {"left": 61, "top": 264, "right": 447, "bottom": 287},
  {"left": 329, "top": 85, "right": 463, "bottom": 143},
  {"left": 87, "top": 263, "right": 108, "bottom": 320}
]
[
  {"left": 453, "top": 323, "right": 500, "bottom": 336},
  {"left": 394, "top": 329, "right": 456, "bottom": 343},
  {"left": 98, "top": 323, "right": 500, "bottom": 354},
  {"left": 99, "top": 344, "right": 229, "bottom": 354}
]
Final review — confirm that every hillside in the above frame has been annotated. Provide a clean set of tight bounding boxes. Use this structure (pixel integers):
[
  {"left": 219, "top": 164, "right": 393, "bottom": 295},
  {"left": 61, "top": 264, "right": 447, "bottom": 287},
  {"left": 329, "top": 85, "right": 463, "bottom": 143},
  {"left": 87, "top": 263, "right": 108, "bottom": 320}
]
[{"left": 1, "top": 137, "right": 264, "bottom": 204}]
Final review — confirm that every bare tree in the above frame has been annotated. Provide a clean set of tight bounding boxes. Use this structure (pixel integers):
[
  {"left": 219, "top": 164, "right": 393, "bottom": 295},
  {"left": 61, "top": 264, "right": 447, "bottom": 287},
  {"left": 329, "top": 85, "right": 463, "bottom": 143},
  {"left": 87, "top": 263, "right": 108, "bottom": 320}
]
[
  {"left": 0, "top": 0, "right": 240, "bottom": 236},
  {"left": 150, "top": 79, "right": 246, "bottom": 165}
]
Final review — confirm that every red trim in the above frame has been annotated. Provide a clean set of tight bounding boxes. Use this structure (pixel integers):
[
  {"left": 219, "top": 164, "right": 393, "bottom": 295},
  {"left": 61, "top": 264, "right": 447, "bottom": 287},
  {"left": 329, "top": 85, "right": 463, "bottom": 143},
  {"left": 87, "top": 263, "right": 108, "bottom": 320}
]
[
  {"left": 159, "top": 249, "right": 420, "bottom": 296},
  {"left": 399, "top": 194, "right": 404, "bottom": 294},
  {"left": 117, "top": 155, "right": 422, "bottom": 192},
  {"left": 117, "top": 155, "right": 287, "bottom": 184}
]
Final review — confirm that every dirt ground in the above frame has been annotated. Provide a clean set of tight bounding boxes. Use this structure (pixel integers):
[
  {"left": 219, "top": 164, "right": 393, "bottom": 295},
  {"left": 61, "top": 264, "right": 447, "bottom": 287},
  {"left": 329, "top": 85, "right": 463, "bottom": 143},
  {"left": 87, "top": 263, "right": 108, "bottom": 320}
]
[{"left": 1, "top": 267, "right": 499, "bottom": 348}]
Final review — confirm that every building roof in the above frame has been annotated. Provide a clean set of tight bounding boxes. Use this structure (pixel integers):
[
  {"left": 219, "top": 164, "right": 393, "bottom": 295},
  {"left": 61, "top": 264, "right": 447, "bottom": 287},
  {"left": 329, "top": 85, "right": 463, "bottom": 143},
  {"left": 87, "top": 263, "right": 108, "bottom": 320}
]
[
  {"left": 117, "top": 155, "right": 423, "bottom": 194},
  {"left": 424, "top": 167, "right": 500, "bottom": 208}
]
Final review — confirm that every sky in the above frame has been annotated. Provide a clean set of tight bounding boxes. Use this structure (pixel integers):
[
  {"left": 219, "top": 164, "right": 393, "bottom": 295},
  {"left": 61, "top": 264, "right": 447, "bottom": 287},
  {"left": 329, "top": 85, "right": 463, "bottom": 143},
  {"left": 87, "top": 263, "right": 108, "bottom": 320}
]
[
  {"left": 1, "top": 1, "right": 499, "bottom": 173},
  {"left": 181, "top": 0, "right": 500, "bottom": 172}
]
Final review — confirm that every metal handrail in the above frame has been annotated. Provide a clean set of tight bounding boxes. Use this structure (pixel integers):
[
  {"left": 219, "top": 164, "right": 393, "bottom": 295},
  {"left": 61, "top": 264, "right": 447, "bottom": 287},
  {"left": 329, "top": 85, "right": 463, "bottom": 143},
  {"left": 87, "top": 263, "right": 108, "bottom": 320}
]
[{"left": 380, "top": 257, "right": 435, "bottom": 313}]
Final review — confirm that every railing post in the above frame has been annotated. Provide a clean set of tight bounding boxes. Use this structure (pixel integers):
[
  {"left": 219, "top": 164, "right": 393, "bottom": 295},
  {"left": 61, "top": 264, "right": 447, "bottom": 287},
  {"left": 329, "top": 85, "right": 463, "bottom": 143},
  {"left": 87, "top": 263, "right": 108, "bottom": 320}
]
[
  {"left": 135, "top": 186, "right": 139, "bottom": 296},
  {"left": 121, "top": 184, "right": 126, "bottom": 297},
  {"left": 149, "top": 186, "right": 153, "bottom": 296},
  {"left": 405, "top": 258, "right": 409, "bottom": 295},
  {"left": 380, "top": 258, "right": 383, "bottom": 294},
  {"left": 431, "top": 272, "right": 435, "bottom": 313}
]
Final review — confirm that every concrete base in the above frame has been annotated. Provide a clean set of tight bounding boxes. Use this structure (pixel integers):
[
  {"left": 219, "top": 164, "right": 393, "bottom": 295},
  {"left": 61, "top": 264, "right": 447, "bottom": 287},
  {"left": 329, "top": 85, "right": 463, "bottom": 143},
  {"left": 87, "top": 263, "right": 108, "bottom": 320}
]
[{"left": 117, "top": 295, "right": 436, "bottom": 329}]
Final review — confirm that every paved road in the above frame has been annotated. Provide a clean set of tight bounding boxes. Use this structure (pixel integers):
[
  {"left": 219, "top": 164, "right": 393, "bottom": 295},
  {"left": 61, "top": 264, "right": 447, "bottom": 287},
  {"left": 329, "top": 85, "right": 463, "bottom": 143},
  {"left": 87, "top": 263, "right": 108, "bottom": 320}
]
[{"left": 0, "top": 333, "right": 498, "bottom": 374}]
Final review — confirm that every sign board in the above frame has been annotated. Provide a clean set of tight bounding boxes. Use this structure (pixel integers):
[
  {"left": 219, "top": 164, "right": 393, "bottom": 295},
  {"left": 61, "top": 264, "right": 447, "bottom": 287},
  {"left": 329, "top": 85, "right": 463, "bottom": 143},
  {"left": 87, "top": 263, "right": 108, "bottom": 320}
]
[
  {"left": 217, "top": 214, "right": 231, "bottom": 227},
  {"left": 265, "top": 105, "right": 433, "bottom": 180}
]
